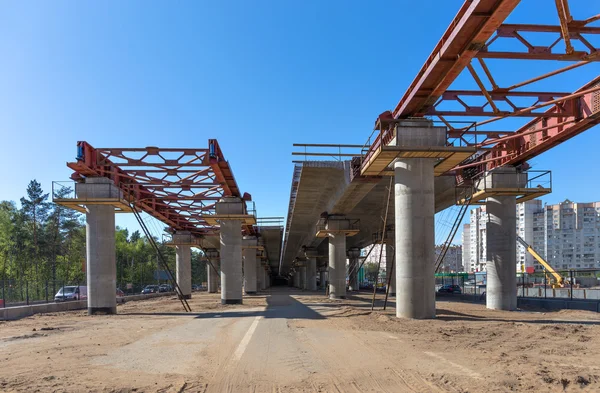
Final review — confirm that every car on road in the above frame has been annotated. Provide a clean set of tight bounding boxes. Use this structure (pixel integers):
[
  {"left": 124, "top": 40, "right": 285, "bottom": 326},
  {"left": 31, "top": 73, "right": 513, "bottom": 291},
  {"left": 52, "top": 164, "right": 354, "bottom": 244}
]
[
  {"left": 116, "top": 288, "right": 125, "bottom": 297},
  {"left": 192, "top": 284, "right": 202, "bottom": 292},
  {"left": 159, "top": 284, "right": 173, "bottom": 293},
  {"left": 55, "top": 286, "right": 87, "bottom": 302},
  {"left": 437, "top": 284, "right": 462, "bottom": 294},
  {"left": 142, "top": 285, "right": 160, "bottom": 294}
]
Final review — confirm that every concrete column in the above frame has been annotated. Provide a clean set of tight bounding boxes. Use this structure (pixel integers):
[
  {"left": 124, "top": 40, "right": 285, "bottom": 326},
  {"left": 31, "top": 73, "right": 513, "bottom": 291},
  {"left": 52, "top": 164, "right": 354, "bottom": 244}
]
[
  {"left": 79, "top": 177, "right": 118, "bottom": 315},
  {"left": 220, "top": 219, "right": 243, "bottom": 304},
  {"left": 395, "top": 158, "right": 436, "bottom": 318},
  {"left": 386, "top": 243, "right": 396, "bottom": 296},
  {"left": 262, "top": 267, "right": 269, "bottom": 290},
  {"left": 242, "top": 238, "right": 258, "bottom": 294},
  {"left": 328, "top": 234, "right": 347, "bottom": 299},
  {"left": 86, "top": 204, "right": 116, "bottom": 314},
  {"left": 256, "top": 261, "right": 263, "bottom": 291},
  {"left": 394, "top": 121, "right": 445, "bottom": 319},
  {"left": 176, "top": 245, "right": 192, "bottom": 299},
  {"left": 207, "top": 260, "right": 219, "bottom": 293},
  {"left": 348, "top": 248, "right": 360, "bottom": 291},
  {"left": 300, "top": 266, "right": 307, "bottom": 290},
  {"left": 319, "top": 270, "right": 326, "bottom": 290},
  {"left": 483, "top": 168, "right": 521, "bottom": 310},
  {"left": 305, "top": 252, "right": 318, "bottom": 291}
]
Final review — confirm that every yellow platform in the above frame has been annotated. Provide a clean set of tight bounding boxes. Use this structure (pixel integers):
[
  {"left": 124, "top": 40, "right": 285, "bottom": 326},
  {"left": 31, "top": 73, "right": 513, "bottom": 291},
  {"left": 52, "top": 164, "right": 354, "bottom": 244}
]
[
  {"left": 361, "top": 146, "right": 477, "bottom": 177},
  {"left": 53, "top": 198, "right": 133, "bottom": 213},
  {"left": 457, "top": 187, "right": 552, "bottom": 205},
  {"left": 315, "top": 228, "right": 360, "bottom": 238},
  {"left": 202, "top": 214, "right": 257, "bottom": 226}
]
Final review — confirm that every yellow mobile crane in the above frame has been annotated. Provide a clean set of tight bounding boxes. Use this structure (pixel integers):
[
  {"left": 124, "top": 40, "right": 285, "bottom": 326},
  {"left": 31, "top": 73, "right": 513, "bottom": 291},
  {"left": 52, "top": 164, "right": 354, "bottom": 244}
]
[{"left": 516, "top": 235, "right": 567, "bottom": 288}]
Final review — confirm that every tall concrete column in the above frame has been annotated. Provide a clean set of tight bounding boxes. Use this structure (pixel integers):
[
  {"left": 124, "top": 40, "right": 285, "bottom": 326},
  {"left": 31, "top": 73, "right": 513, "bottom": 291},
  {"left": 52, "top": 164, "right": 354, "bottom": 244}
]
[
  {"left": 348, "top": 248, "right": 360, "bottom": 291},
  {"left": 328, "top": 234, "right": 347, "bottom": 299},
  {"left": 262, "top": 267, "right": 269, "bottom": 289},
  {"left": 207, "top": 261, "right": 219, "bottom": 293},
  {"left": 319, "top": 270, "right": 326, "bottom": 290},
  {"left": 386, "top": 243, "right": 396, "bottom": 296},
  {"left": 394, "top": 121, "right": 446, "bottom": 319},
  {"left": 300, "top": 266, "right": 307, "bottom": 290},
  {"left": 305, "top": 250, "right": 318, "bottom": 291},
  {"left": 78, "top": 177, "right": 118, "bottom": 315},
  {"left": 293, "top": 271, "right": 299, "bottom": 288},
  {"left": 86, "top": 204, "right": 116, "bottom": 314},
  {"left": 256, "top": 261, "right": 263, "bottom": 291},
  {"left": 484, "top": 167, "right": 520, "bottom": 310},
  {"left": 216, "top": 197, "right": 247, "bottom": 305},
  {"left": 220, "top": 219, "right": 243, "bottom": 304},
  {"left": 243, "top": 237, "right": 258, "bottom": 294},
  {"left": 176, "top": 245, "right": 192, "bottom": 299},
  {"left": 206, "top": 249, "right": 220, "bottom": 293}
]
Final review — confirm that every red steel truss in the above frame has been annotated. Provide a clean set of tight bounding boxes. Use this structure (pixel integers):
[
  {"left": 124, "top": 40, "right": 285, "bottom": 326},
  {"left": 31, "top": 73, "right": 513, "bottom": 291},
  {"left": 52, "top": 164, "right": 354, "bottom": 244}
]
[
  {"left": 67, "top": 141, "right": 254, "bottom": 237},
  {"left": 364, "top": 0, "right": 600, "bottom": 181}
]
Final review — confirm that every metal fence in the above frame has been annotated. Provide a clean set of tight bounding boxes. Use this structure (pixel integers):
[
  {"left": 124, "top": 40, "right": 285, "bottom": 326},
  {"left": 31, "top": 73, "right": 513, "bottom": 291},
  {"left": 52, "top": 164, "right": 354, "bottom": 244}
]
[
  {"left": 435, "top": 270, "right": 600, "bottom": 301},
  {"left": 0, "top": 279, "right": 208, "bottom": 308}
]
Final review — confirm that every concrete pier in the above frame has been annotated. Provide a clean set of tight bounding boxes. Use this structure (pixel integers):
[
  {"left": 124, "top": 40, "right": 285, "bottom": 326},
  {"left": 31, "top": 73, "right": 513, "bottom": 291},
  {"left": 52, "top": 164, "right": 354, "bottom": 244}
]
[
  {"left": 217, "top": 197, "right": 247, "bottom": 305},
  {"left": 328, "top": 234, "right": 347, "bottom": 299},
  {"left": 319, "top": 270, "right": 326, "bottom": 290},
  {"left": 80, "top": 177, "right": 118, "bottom": 315},
  {"left": 386, "top": 243, "right": 396, "bottom": 296},
  {"left": 484, "top": 167, "right": 521, "bottom": 310},
  {"left": 394, "top": 121, "right": 445, "bottom": 319},
  {"left": 348, "top": 248, "right": 360, "bottom": 291},
  {"left": 300, "top": 266, "right": 307, "bottom": 290},
  {"left": 176, "top": 245, "right": 192, "bottom": 299},
  {"left": 256, "top": 262, "right": 263, "bottom": 291},
  {"left": 305, "top": 250, "right": 318, "bottom": 291},
  {"left": 220, "top": 219, "right": 243, "bottom": 304},
  {"left": 243, "top": 237, "right": 258, "bottom": 294},
  {"left": 206, "top": 249, "right": 220, "bottom": 294}
]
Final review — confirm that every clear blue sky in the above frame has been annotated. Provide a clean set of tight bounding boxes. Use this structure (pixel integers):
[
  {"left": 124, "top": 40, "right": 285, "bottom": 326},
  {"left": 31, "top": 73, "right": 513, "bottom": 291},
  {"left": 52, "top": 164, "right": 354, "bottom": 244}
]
[{"left": 0, "top": 1, "right": 598, "bottom": 236}]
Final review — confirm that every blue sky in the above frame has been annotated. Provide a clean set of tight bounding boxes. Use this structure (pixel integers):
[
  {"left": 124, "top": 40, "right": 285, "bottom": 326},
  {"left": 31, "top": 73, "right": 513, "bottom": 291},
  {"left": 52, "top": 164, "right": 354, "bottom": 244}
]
[{"left": 0, "top": 1, "right": 598, "bottom": 238}]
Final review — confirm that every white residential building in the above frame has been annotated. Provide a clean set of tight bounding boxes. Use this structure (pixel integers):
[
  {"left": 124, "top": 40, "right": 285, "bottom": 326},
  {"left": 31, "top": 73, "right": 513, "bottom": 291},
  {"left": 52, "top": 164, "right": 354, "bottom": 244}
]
[
  {"left": 435, "top": 245, "right": 463, "bottom": 272},
  {"left": 463, "top": 199, "right": 600, "bottom": 273},
  {"left": 461, "top": 224, "right": 470, "bottom": 272}
]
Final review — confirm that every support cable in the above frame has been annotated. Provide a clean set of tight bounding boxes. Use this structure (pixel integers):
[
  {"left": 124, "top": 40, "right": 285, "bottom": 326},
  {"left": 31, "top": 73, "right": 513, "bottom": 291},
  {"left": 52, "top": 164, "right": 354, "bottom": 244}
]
[
  {"left": 434, "top": 191, "right": 473, "bottom": 274},
  {"left": 129, "top": 202, "right": 192, "bottom": 313},
  {"left": 371, "top": 177, "right": 394, "bottom": 311}
]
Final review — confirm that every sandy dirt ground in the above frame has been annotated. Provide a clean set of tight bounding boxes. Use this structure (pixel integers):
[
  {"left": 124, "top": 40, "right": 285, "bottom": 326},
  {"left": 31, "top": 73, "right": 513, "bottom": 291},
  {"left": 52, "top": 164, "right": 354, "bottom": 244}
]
[{"left": 1, "top": 288, "right": 600, "bottom": 392}]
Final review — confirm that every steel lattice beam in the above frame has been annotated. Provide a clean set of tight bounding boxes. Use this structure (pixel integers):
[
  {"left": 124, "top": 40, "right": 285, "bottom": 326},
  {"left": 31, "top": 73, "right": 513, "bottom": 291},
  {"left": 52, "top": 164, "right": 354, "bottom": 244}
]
[
  {"left": 363, "top": 0, "right": 600, "bottom": 181},
  {"left": 67, "top": 141, "right": 254, "bottom": 237}
]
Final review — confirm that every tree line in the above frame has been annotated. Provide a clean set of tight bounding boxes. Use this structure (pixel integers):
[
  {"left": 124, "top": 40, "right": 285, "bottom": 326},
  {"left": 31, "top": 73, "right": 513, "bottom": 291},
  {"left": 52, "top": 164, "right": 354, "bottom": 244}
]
[{"left": 0, "top": 180, "right": 207, "bottom": 298}]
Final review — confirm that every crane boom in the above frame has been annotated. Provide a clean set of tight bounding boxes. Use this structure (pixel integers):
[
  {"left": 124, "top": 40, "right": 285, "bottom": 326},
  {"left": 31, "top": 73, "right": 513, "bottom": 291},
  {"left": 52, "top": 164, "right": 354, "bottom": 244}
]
[{"left": 516, "top": 235, "right": 564, "bottom": 286}]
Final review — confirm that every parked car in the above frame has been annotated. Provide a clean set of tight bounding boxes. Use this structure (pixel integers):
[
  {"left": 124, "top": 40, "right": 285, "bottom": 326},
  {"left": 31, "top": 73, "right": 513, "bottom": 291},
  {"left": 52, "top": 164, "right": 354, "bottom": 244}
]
[
  {"left": 142, "top": 285, "right": 160, "bottom": 294},
  {"left": 437, "top": 284, "right": 462, "bottom": 294},
  {"left": 55, "top": 286, "right": 87, "bottom": 302},
  {"left": 116, "top": 288, "right": 125, "bottom": 297},
  {"left": 192, "top": 284, "right": 201, "bottom": 292},
  {"left": 159, "top": 284, "right": 173, "bottom": 293}
]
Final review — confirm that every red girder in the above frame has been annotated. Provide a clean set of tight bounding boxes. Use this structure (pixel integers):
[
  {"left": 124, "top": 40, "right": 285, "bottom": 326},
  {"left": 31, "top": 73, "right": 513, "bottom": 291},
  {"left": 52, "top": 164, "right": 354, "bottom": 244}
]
[
  {"left": 470, "top": 76, "right": 600, "bottom": 175},
  {"left": 365, "top": 0, "right": 600, "bottom": 182},
  {"left": 68, "top": 141, "right": 254, "bottom": 237}
]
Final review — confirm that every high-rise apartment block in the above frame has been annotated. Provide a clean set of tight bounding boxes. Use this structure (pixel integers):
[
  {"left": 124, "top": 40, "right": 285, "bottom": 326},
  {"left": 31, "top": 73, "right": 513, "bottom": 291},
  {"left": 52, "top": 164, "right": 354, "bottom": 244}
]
[{"left": 463, "top": 199, "right": 600, "bottom": 272}]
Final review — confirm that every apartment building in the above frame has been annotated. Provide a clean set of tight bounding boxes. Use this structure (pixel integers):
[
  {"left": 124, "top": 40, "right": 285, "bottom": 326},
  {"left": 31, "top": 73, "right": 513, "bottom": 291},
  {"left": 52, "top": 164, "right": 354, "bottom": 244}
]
[
  {"left": 463, "top": 199, "right": 600, "bottom": 272},
  {"left": 435, "top": 244, "right": 463, "bottom": 272}
]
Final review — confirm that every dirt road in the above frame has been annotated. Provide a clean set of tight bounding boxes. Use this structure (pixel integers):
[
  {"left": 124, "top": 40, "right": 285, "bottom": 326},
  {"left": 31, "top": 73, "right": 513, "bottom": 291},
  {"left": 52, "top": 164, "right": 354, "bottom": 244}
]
[{"left": 1, "top": 288, "right": 600, "bottom": 392}]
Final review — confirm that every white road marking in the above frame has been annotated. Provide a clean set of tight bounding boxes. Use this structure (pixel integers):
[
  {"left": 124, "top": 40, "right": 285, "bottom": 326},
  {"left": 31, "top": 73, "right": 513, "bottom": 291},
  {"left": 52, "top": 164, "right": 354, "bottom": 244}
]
[
  {"left": 387, "top": 335, "right": 399, "bottom": 339},
  {"left": 423, "top": 351, "right": 481, "bottom": 379},
  {"left": 232, "top": 316, "right": 262, "bottom": 361}
]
